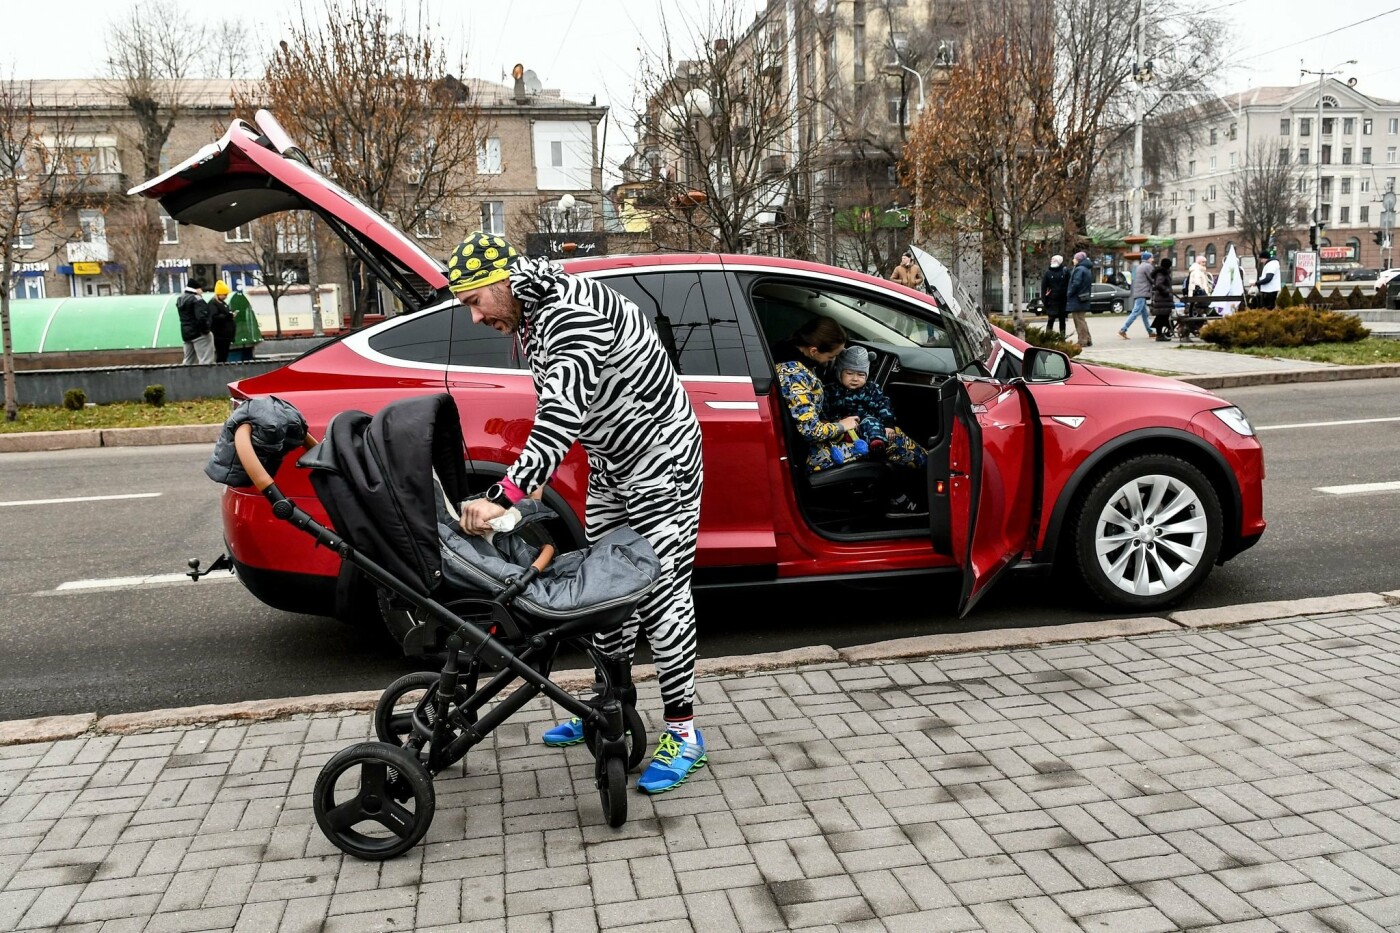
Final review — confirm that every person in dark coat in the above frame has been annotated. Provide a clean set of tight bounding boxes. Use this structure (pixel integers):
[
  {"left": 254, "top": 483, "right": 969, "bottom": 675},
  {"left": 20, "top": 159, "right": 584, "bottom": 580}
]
[
  {"left": 176, "top": 278, "right": 213, "bottom": 364},
  {"left": 208, "top": 280, "right": 237, "bottom": 363},
  {"left": 1039, "top": 255, "right": 1070, "bottom": 336},
  {"left": 1150, "top": 257, "right": 1178, "bottom": 342},
  {"left": 1065, "top": 251, "right": 1094, "bottom": 346}
]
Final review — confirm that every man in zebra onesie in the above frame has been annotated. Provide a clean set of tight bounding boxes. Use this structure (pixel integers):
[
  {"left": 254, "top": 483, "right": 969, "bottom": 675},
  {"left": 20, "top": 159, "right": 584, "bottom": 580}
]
[{"left": 449, "top": 232, "right": 707, "bottom": 794}]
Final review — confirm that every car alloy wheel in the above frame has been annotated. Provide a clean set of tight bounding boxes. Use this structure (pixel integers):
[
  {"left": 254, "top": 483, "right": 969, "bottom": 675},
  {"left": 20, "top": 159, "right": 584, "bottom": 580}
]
[
  {"left": 1071, "top": 455, "right": 1222, "bottom": 610},
  {"left": 1110, "top": 300, "right": 1124, "bottom": 314}
]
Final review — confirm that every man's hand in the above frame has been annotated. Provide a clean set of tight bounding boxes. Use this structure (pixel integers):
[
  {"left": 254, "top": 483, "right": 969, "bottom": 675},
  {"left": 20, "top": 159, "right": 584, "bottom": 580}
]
[{"left": 460, "top": 498, "right": 507, "bottom": 536}]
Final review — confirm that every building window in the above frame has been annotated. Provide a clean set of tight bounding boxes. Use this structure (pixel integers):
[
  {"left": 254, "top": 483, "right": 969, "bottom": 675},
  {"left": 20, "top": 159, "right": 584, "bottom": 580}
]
[
  {"left": 1363, "top": 147, "right": 1372, "bottom": 164},
  {"left": 1340, "top": 206, "right": 1350, "bottom": 224},
  {"left": 1391, "top": 118, "right": 1400, "bottom": 134},
  {"left": 1187, "top": 216, "right": 1196, "bottom": 233},
  {"left": 152, "top": 270, "right": 186, "bottom": 294},
  {"left": 1280, "top": 118, "right": 1290, "bottom": 136},
  {"left": 1300, "top": 118, "right": 1311, "bottom": 136},
  {"left": 476, "top": 137, "right": 502, "bottom": 175},
  {"left": 1209, "top": 155, "right": 1217, "bottom": 171},
  {"left": 1186, "top": 246, "right": 1196, "bottom": 264},
  {"left": 1344, "top": 117, "right": 1355, "bottom": 134},
  {"left": 480, "top": 201, "right": 505, "bottom": 236},
  {"left": 1362, "top": 178, "right": 1372, "bottom": 192},
  {"left": 887, "top": 95, "right": 910, "bottom": 126},
  {"left": 1320, "top": 204, "right": 1331, "bottom": 222},
  {"left": 1209, "top": 184, "right": 1217, "bottom": 201},
  {"left": 1361, "top": 206, "right": 1370, "bottom": 222},
  {"left": 1363, "top": 118, "right": 1373, "bottom": 135},
  {"left": 1209, "top": 128, "right": 1218, "bottom": 145},
  {"left": 1321, "top": 145, "right": 1331, "bottom": 164},
  {"left": 1390, "top": 147, "right": 1398, "bottom": 164},
  {"left": 225, "top": 224, "right": 252, "bottom": 243},
  {"left": 1320, "top": 177, "right": 1332, "bottom": 197},
  {"left": 1299, "top": 149, "right": 1309, "bottom": 165},
  {"left": 413, "top": 212, "right": 441, "bottom": 240},
  {"left": 78, "top": 209, "right": 106, "bottom": 243},
  {"left": 1322, "top": 117, "right": 1334, "bottom": 136},
  {"left": 1342, "top": 177, "right": 1352, "bottom": 195},
  {"left": 550, "top": 141, "right": 564, "bottom": 168},
  {"left": 159, "top": 212, "right": 179, "bottom": 245},
  {"left": 1279, "top": 146, "right": 1290, "bottom": 164},
  {"left": 1205, "top": 244, "right": 1217, "bottom": 266},
  {"left": 12, "top": 275, "right": 45, "bottom": 300},
  {"left": 1188, "top": 160, "right": 1196, "bottom": 176},
  {"left": 1187, "top": 188, "right": 1196, "bottom": 206},
  {"left": 1208, "top": 212, "right": 1216, "bottom": 230},
  {"left": 1343, "top": 148, "right": 1353, "bottom": 164},
  {"left": 1228, "top": 209, "right": 1236, "bottom": 226},
  {"left": 1229, "top": 152, "right": 1237, "bottom": 169},
  {"left": 16, "top": 219, "right": 33, "bottom": 249},
  {"left": 1169, "top": 218, "right": 1177, "bottom": 234}
]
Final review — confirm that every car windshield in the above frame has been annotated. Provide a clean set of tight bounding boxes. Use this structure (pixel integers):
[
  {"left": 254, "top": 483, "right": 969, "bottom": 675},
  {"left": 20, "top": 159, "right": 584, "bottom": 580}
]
[{"left": 908, "top": 246, "right": 995, "bottom": 371}]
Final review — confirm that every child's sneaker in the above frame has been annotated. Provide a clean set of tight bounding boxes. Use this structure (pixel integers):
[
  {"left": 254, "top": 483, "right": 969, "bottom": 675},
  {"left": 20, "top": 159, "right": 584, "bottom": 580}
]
[
  {"left": 867, "top": 437, "right": 887, "bottom": 459},
  {"left": 542, "top": 718, "right": 585, "bottom": 746},
  {"left": 637, "top": 729, "right": 707, "bottom": 794}
]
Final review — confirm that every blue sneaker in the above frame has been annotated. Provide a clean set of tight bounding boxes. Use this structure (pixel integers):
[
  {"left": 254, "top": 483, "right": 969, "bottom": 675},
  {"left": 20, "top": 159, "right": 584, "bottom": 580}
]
[
  {"left": 637, "top": 729, "right": 707, "bottom": 794},
  {"left": 542, "top": 718, "right": 585, "bottom": 747}
]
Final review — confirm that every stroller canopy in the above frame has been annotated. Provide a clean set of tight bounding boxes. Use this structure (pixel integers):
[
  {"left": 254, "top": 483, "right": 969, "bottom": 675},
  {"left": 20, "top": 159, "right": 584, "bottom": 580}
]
[{"left": 301, "top": 393, "right": 469, "bottom": 595}]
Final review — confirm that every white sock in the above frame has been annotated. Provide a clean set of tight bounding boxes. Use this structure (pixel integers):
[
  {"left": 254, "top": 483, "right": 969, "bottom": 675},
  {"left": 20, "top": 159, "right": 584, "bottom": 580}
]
[{"left": 666, "top": 717, "right": 698, "bottom": 744}]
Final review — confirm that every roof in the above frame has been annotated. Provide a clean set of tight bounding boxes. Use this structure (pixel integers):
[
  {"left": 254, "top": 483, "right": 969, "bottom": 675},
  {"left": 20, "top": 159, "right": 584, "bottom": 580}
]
[
  {"left": 1198, "top": 81, "right": 1399, "bottom": 115},
  {"left": 5, "top": 295, "right": 185, "bottom": 353},
  {"left": 12, "top": 78, "right": 255, "bottom": 110}
]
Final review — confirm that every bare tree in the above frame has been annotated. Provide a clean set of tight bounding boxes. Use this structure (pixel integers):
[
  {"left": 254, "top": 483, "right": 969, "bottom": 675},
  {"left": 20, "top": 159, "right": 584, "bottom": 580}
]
[
  {"left": 102, "top": 0, "right": 211, "bottom": 295},
  {"left": 105, "top": 199, "right": 164, "bottom": 296},
  {"left": 905, "top": 7, "right": 1069, "bottom": 331},
  {"left": 1, "top": 79, "right": 88, "bottom": 421},
  {"left": 1227, "top": 140, "right": 1309, "bottom": 256},
  {"left": 248, "top": 0, "right": 487, "bottom": 326},
  {"left": 212, "top": 19, "right": 256, "bottom": 79},
  {"left": 226, "top": 214, "right": 311, "bottom": 337},
  {"left": 628, "top": 1, "right": 826, "bottom": 255}
]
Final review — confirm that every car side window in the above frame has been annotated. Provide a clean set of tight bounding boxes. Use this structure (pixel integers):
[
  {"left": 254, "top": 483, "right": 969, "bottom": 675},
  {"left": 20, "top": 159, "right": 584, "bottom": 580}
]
[
  {"left": 599, "top": 271, "right": 748, "bottom": 377},
  {"left": 448, "top": 307, "right": 524, "bottom": 369},
  {"left": 367, "top": 307, "right": 452, "bottom": 365}
]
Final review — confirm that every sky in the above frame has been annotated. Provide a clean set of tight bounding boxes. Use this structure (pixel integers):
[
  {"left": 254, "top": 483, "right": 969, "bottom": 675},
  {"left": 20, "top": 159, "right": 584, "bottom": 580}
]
[{"left": 3, "top": 0, "right": 1399, "bottom": 181}]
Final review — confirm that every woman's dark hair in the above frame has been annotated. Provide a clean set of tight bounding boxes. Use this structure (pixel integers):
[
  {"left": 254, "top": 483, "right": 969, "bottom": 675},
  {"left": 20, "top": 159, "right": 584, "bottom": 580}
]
[
  {"left": 792, "top": 316, "right": 847, "bottom": 353},
  {"left": 1158, "top": 257, "right": 1173, "bottom": 274}
]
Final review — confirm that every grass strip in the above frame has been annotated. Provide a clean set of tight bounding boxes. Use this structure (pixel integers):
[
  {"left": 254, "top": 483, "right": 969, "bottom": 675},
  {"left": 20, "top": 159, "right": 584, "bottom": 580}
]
[{"left": 0, "top": 398, "right": 230, "bottom": 434}]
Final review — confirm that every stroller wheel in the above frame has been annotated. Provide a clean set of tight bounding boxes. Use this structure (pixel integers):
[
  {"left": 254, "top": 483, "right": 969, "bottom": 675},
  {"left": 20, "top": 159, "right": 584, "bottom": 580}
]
[
  {"left": 583, "top": 704, "right": 648, "bottom": 772},
  {"left": 375, "top": 673, "right": 464, "bottom": 749},
  {"left": 314, "top": 742, "right": 435, "bottom": 861},
  {"left": 597, "top": 753, "right": 628, "bottom": 828}
]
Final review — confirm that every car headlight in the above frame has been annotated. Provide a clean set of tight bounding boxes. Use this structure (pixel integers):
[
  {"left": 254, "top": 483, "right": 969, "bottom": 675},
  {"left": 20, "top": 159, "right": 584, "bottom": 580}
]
[{"left": 1212, "top": 406, "right": 1255, "bottom": 436}]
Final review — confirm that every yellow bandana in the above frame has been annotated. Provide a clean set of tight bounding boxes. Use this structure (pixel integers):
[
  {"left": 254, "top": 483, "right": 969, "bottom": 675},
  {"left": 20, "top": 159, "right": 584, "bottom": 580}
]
[{"left": 446, "top": 232, "right": 519, "bottom": 293}]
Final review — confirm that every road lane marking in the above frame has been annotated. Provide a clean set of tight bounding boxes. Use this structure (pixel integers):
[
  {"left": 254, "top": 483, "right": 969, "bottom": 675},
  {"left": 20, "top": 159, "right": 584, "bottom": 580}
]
[
  {"left": 54, "top": 570, "right": 237, "bottom": 592},
  {"left": 1, "top": 492, "right": 163, "bottom": 508},
  {"left": 1257, "top": 416, "right": 1400, "bottom": 432},
  {"left": 1314, "top": 481, "right": 1400, "bottom": 496}
]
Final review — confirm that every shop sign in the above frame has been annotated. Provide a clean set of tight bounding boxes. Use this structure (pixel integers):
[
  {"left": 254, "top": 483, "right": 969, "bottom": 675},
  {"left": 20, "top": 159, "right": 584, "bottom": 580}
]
[
  {"left": 155, "top": 257, "right": 190, "bottom": 269},
  {"left": 72, "top": 261, "right": 102, "bottom": 275},
  {"left": 1319, "top": 246, "right": 1355, "bottom": 261},
  {"left": 14, "top": 261, "right": 49, "bottom": 274}
]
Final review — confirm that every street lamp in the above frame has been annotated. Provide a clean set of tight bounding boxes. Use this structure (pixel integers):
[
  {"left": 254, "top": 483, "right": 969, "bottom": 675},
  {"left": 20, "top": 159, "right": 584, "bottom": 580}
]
[
  {"left": 883, "top": 52, "right": 925, "bottom": 246},
  {"left": 1300, "top": 59, "right": 1356, "bottom": 248}
]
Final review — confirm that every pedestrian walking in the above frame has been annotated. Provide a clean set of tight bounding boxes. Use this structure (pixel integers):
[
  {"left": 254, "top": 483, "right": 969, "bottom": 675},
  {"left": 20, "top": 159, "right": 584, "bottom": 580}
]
[
  {"left": 209, "top": 281, "right": 236, "bottom": 363},
  {"left": 177, "top": 278, "right": 214, "bottom": 365},
  {"left": 890, "top": 250, "right": 924, "bottom": 289},
  {"left": 1188, "top": 254, "right": 1213, "bottom": 303},
  {"left": 1119, "top": 250, "right": 1155, "bottom": 338},
  {"left": 1150, "top": 257, "right": 1179, "bottom": 341},
  {"left": 1039, "top": 255, "right": 1070, "bottom": 336},
  {"left": 1256, "top": 252, "right": 1281, "bottom": 309},
  {"left": 446, "top": 231, "right": 707, "bottom": 795},
  {"left": 1066, "top": 251, "right": 1094, "bottom": 347}
]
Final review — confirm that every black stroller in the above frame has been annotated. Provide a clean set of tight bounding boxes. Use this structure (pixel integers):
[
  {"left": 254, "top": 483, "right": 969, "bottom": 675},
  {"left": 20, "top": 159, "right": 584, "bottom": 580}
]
[{"left": 205, "top": 393, "right": 660, "bottom": 860}]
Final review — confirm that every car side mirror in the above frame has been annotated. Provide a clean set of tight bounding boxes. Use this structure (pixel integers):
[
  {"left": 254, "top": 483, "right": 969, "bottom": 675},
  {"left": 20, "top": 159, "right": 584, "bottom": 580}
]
[{"left": 1022, "top": 346, "right": 1071, "bottom": 383}]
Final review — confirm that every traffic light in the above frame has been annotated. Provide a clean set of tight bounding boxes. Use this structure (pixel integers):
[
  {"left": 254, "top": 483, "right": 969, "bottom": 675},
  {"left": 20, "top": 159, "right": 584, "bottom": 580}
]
[
  {"left": 1309, "top": 224, "right": 1319, "bottom": 250},
  {"left": 1375, "top": 231, "right": 1386, "bottom": 246}
]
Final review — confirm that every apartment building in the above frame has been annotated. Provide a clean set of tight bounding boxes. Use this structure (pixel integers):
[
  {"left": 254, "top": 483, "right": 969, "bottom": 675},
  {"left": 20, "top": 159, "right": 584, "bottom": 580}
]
[
  {"left": 6, "top": 76, "right": 606, "bottom": 307},
  {"left": 1108, "top": 79, "right": 1400, "bottom": 279}
]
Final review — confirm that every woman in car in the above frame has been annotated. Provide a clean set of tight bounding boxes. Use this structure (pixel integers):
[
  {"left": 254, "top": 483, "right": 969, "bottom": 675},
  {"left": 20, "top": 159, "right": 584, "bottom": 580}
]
[{"left": 772, "top": 316, "right": 926, "bottom": 517}]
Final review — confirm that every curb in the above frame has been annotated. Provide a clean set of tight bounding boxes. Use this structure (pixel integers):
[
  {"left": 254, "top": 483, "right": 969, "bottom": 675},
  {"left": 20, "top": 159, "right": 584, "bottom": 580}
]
[
  {"left": 3, "top": 591, "right": 1396, "bottom": 748},
  {"left": 0, "top": 424, "right": 221, "bottom": 453},
  {"left": 1179, "top": 363, "right": 1400, "bottom": 390}
]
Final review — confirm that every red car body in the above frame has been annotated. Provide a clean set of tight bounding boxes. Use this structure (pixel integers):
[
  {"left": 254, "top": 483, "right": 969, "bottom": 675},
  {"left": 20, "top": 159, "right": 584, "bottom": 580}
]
[{"left": 134, "top": 114, "right": 1265, "bottom": 626}]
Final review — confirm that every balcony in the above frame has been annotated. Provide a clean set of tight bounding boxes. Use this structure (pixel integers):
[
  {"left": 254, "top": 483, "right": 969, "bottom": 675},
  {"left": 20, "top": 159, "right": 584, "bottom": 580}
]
[
  {"left": 54, "top": 172, "right": 126, "bottom": 198},
  {"left": 67, "top": 241, "right": 111, "bottom": 263}
]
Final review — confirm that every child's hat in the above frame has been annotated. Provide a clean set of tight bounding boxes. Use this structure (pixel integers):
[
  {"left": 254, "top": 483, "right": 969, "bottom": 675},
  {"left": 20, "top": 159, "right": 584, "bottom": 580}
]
[{"left": 836, "top": 345, "right": 871, "bottom": 375}]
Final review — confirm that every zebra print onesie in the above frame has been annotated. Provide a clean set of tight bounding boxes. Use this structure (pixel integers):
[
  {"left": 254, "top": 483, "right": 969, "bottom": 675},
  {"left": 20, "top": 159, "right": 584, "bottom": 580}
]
[{"left": 503, "top": 257, "right": 704, "bottom": 720}]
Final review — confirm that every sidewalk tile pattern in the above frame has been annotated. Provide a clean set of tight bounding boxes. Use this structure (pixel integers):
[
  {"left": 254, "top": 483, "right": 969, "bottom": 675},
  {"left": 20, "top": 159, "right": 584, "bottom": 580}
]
[{"left": 3, "top": 612, "right": 1400, "bottom": 931}]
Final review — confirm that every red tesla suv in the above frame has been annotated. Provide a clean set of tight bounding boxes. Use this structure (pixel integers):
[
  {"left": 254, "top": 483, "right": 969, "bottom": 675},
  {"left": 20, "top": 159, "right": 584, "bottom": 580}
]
[{"left": 133, "top": 113, "right": 1265, "bottom": 630}]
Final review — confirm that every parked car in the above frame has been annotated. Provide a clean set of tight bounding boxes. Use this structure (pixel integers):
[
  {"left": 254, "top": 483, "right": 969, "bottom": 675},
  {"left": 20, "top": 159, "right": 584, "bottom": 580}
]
[
  {"left": 1344, "top": 268, "right": 1379, "bottom": 281},
  {"left": 1087, "top": 282, "right": 1131, "bottom": 314},
  {"left": 1375, "top": 268, "right": 1400, "bottom": 291},
  {"left": 132, "top": 113, "right": 1266, "bottom": 631}
]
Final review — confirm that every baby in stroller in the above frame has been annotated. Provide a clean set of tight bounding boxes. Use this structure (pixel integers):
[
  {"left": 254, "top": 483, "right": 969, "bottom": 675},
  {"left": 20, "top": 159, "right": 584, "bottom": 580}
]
[{"left": 206, "top": 393, "right": 662, "bottom": 860}]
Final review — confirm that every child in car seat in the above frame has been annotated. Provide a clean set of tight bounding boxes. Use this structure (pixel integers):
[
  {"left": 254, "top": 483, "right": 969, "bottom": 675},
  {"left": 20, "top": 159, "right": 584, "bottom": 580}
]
[{"left": 826, "top": 346, "right": 927, "bottom": 468}]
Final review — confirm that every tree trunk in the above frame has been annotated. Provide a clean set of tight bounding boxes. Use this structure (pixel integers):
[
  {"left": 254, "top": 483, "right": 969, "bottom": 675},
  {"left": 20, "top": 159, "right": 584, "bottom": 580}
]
[
  {"left": 1012, "top": 232, "right": 1026, "bottom": 338},
  {"left": 2, "top": 249, "right": 17, "bottom": 421},
  {"left": 307, "top": 214, "right": 323, "bottom": 337}
]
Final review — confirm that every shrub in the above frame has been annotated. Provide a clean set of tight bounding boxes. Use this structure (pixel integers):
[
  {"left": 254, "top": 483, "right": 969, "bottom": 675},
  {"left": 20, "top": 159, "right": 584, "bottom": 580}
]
[
  {"left": 1347, "top": 286, "right": 1368, "bottom": 310},
  {"left": 988, "top": 315, "right": 1082, "bottom": 358},
  {"left": 1275, "top": 286, "right": 1294, "bottom": 309},
  {"left": 62, "top": 388, "right": 87, "bottom": 411},
  {"left": 143, "top": 384, "right": 167, "bottom": 407},
  {"left": 1200, "top": 306, "right": 1369, "bottom": 348}
]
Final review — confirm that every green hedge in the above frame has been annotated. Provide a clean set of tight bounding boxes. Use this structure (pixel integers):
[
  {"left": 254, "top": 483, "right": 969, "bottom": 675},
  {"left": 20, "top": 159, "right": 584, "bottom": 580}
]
[
  {"left": 1200, "top": 306, "right": 1369, "bottom": 348},
  {"left": 990, "top": 316, "right": 1083, "bottom": 357}
]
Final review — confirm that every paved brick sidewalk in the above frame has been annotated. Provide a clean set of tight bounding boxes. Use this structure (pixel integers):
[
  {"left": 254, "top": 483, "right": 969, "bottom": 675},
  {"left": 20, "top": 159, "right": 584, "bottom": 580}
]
[{"left": 5, "top": 610, "right": 1400, "bottom": 932}]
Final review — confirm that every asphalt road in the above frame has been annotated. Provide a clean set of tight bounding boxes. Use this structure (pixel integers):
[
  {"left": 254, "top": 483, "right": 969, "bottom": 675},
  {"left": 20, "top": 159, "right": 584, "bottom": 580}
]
[{"left": 2, "top": 377, "right": 1397, "bottom": 721}]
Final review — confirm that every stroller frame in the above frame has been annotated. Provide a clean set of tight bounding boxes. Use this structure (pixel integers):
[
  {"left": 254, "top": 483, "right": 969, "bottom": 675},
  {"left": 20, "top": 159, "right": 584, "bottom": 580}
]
[{"left": 230, "top": 422, "right": 641, "bottom": 861}]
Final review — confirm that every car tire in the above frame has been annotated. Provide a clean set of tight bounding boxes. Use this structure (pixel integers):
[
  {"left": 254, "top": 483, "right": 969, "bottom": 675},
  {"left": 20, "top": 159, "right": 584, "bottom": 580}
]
[
  {"left": 1110, "top": 300, "right": 1124, "bottom": 314},
  {"left": 1070, "top": 454, "right": 1222, "bottom": 611}
]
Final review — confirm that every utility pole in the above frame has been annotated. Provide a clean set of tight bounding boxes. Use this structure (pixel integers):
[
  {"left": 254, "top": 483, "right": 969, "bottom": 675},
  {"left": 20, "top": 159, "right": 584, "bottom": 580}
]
[
  {"left": 1300, "top": 60, "right": 1355, "bottom": 245},
  {"left": 306, "top": 213, "right": 323, "bottom": 337},
  {"left": 1130, "top": 0, "right": 1148, "bottom": 236}
]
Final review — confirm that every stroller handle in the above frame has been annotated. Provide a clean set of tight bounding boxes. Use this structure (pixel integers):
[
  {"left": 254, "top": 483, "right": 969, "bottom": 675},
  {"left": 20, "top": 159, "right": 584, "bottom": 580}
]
[{"left": 233, "top": 423, "right": 319, "bottom": 493}]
